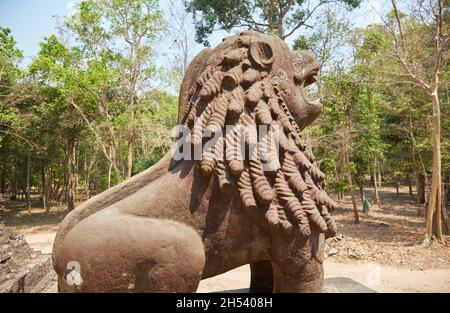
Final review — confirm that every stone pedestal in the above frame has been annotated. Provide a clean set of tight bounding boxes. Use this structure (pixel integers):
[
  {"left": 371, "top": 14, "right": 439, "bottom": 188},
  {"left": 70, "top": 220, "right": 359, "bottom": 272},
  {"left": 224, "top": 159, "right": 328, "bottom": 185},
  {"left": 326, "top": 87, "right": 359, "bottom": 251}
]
[{"left": 323, "top": 277, "right": 377, "bottom": 293}]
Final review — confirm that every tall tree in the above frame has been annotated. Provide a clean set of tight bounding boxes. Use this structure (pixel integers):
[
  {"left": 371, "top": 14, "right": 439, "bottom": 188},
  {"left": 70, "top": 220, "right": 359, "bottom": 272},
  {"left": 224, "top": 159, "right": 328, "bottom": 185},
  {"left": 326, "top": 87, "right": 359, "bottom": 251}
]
[
  {"left": 166, "top": 0, "right": 198, "bottom": 89},
  {"left": 185, "top": 0, "right": 360, "bottom": 45},
  {"left": 293, "top": 4, "right": 351, "bottom": 70},
  {"left": 102, "top": 0, "right": 164, "bottom": 178},
  {"left": 383, "top": 0, "right": 448, "bottom": 245},
  {"left": 64, "top": 0, "right": 164, "bottom": 179}
]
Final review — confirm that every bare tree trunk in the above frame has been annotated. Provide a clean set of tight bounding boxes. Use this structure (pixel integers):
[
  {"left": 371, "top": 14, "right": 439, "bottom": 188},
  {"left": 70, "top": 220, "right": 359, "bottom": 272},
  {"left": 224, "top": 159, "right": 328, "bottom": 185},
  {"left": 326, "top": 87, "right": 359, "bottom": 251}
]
[
  {"left": 359, "top": 185, "right": 365, "bottom": 202},
  {"left": 423, "top": 93, "right": 444, "bottom": 245},
  {"left": 67, "top": 139, "right": 76, "bottom": 211},
  {"left": 25, "top": 150, "right": 31, "bottom": 213},
  {"left": 11, "top": 164, "right": 17, "bottom": 201},
  {"left": 108, "top": 146, "right": 113, "bottom": 189},
  {"left": 407, "top": 171, "right": 414, "bottom": 200},
  {"left": 126, "top": 46, "right": 137, "bottom": 180},
  {"left": 343, "top": 107, "right": 358, "bottom": 223},
  {"left": 377, "top": 162, "right": 382, "bottom": 190},
  {"left": 126, "top": 129, "right": 134, "bottom": 179},
  {"left": 85, "top": 154, "right": 96, "bottom": 200},
  {"left": 74, "top": 142, "right": 79, "bottom": 203},
  {"left": 42, "top": 167, "right": 50, "bottom": 213},
  {"left": 49, "top": 168, "right": 59, "bottom": 202},
  {"left": 348, "top": 173, "right": 359, "bottom": 223},
  {"left": 442, "top": 182, "right": 449, "bottom": 235},
  {"left": 108, "top": 162, "right": 113, "bottom": 190},
  {"left": 410, "top": 117, "right": 420, "bottom": 204},
  {"left": 0, "top": 166, "right": 4, "bottom": 195},
  {"left": 372, "top": 158, "right": 380, "bottom": 206},
  {"left": 417, "top": 173, "right": 426, "bottom": 204},
  {"left": 58, "top": 172, "right": 67, "bottom": 203}
]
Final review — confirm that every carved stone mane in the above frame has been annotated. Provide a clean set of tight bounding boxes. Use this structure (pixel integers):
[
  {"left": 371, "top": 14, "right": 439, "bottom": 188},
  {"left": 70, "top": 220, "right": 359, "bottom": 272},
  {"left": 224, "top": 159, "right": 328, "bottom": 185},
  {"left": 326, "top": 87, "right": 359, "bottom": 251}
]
[{"left": 178, "top": 31, "right": 337, "bottom": 238}]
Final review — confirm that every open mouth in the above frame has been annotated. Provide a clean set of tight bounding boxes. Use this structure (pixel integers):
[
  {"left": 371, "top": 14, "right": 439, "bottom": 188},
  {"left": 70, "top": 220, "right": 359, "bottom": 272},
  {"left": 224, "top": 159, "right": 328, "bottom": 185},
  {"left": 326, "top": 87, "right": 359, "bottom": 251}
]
[{"left": 300, "top": 72, "right": 321, "bottom": 106}]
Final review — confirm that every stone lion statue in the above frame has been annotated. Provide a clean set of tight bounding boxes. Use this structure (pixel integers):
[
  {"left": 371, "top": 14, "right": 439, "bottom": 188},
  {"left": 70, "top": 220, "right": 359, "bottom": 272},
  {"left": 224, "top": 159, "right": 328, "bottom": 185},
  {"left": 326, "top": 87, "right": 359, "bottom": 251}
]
[{"left": 52, "top": 31, "right": 337, "bottom": 293}]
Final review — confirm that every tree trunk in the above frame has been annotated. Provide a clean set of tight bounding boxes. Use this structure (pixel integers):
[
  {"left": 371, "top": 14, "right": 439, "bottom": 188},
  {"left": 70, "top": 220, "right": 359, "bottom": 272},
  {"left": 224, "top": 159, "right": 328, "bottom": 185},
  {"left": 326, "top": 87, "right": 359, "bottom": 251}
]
[
  {"left": 377, "top": 159, "right": 382, "bottom": 190},
  {"left": 0, "top": 166, "right": 4, "bottom": 195},
  {"left": 417, "top": 173, "right": 426, "bottom": 204},
  {"left": 348, "top": 173, "right": 359, "bottom": 223},
  {"left": 411, "top": 136, "right": 421, "bottom": 205},
  {"left": 423, "top": 93, "right": 445, "bottom": 245},
  {"left": 359, "top": 185, "right": 365, "bottom": 203},
  {"left": 407, "top": 171, "right": 414, "bottom": 200},
  {"left": 85, "top": 164, "right": 91, "bottom": 201},
  {"left": 277, "top": 13, "right": 284, "bottom": 38},
  {"left": 51, "top": 174, "right": 60, "bottom": 202},
  {"left": 442, "top": 183, "right": 449, "bottom": 235},
  {"left": 126, "top": 130, "right": 133, "bottom": 179},
  {"left": 58, "top": 173, "right": 66, "bottom": 203},
  {"left": 372, "top": 159, "right": 380, "bottom": 206},
  {"left": 343, "top": 107, "right": 358, "bottom": 223},
  {"left": 108, "top": 161, "right": 113, "bottom": 190},
  {"left": 41, "top": 167, "right": 50, "bottom": 213},
  {"left": 11, "top": 164, "right": 17, "bottom": 200},
  {"left": 25, "top": 150, "right": 31, "bottom": 213},
  {"left": 108, "top": 145, "right": 113, "bottom": 189},
  {"left": 67, "top": 139, "right": 76, "bottom": 211},
  {"left": 126, "top": 52, "right": 137, "bottom": 180}
]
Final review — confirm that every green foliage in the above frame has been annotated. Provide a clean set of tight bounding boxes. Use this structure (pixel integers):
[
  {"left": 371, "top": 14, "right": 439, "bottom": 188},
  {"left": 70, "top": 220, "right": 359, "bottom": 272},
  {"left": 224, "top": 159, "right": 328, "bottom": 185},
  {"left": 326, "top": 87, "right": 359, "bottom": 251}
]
[
  {"left": 293, "top": 6, "right": 351, "bottom": 68},
  {"left": 185, "top": 0, "right": 360, "bottom": 45},
  {"left": 293, "top": 35, "right": 310, "bottom": 50},
  {"left": 0, "top": 1, "right": 175, "bottom": 210},
  {"left": 0, "top": 27, "right": 23, "bottom": 94},
  {"left": 0, "top": 28, "right": 23, "bottom": 61}
]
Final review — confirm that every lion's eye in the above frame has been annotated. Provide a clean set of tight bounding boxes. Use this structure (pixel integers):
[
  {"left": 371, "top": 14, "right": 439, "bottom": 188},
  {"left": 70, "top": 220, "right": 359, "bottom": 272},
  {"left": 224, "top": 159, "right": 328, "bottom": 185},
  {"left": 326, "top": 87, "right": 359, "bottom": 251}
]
[{"left": 293, "top": 70, "right": 317, "bottom": 87}]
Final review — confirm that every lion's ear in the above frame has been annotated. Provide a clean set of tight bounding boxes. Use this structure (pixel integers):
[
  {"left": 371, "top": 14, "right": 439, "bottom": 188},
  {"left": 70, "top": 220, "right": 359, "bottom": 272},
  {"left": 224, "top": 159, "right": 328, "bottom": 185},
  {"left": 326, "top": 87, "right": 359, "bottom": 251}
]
[{"left": 249, "top": 39, "right": 274, "bottom": 69}]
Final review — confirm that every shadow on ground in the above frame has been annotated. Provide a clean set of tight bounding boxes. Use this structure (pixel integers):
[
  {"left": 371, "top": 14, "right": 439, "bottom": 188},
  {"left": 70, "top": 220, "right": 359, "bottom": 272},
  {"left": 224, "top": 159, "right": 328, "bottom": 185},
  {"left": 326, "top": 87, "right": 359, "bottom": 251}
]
[
  {"left": 1, "top": 194, "right": 67, "bottom": 229},
  {"left": 210, "top": 278, "right": 376, "bottom": 293}
]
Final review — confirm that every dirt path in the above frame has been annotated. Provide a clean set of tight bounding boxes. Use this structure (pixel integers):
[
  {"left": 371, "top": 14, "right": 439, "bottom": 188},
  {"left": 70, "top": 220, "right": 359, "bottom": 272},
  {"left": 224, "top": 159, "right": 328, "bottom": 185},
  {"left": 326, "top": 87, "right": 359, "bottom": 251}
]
[
  {"left": 21, "top": 226, "right": 58, "bottom": 254},
  {"left": 22, "top": 229, "right": 450, "bottom": 293}
]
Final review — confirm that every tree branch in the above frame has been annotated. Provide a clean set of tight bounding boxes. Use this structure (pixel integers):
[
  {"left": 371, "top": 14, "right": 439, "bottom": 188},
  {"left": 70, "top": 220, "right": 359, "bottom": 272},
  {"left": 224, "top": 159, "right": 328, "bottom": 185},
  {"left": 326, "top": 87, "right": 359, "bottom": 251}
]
[
  {"left": 387, "top": 0, "right": 432, "bottom": 94},
  {"left": 282, "top": 0, "right": 329, "bottom": 40}
]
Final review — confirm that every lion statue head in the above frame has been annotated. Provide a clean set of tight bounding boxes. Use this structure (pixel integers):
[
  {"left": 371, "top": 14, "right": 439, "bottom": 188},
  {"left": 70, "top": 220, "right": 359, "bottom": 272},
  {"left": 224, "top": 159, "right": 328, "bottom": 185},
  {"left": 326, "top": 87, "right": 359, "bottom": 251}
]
[{"left": 176, "top": 31, "right": 337, "bottom": 238}]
